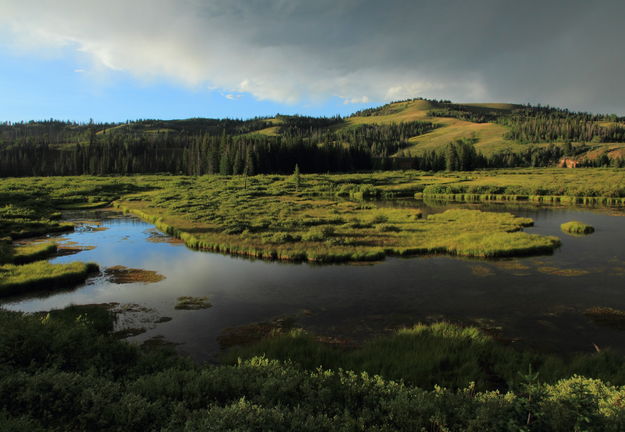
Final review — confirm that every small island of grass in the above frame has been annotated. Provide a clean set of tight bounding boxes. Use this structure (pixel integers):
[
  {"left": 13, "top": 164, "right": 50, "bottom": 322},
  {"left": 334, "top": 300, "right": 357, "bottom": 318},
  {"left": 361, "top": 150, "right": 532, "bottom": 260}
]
[
  {"left": 0, "top": 261, "right": 99, "bottom": 297},
  {"left": 561, "top": 221, "right": 595, "bottom": 235}
]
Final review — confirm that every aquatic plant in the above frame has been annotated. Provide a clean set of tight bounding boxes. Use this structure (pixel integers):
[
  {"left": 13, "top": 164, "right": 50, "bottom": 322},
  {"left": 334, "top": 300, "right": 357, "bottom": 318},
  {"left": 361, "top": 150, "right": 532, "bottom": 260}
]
[{"left": 584, "top": 307, "right": 625, "bottom": 329}]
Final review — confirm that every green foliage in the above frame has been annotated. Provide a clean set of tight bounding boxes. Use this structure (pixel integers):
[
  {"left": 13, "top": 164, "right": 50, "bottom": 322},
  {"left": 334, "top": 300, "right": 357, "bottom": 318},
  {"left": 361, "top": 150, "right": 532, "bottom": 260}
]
[{"left": 2, "top": 308, "right": 625, "bottom": 430}]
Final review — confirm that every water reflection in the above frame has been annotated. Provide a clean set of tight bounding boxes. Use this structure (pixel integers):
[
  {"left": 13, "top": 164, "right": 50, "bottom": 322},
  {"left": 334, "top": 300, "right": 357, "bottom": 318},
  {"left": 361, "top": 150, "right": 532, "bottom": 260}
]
[{"left": 2, "top": 204, "right": 625, "bottom": 361}]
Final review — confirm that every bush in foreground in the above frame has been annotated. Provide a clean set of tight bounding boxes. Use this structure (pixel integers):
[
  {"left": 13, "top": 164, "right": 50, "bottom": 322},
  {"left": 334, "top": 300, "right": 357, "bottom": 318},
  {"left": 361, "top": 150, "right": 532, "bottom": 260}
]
[{"left": 1, "top": 308, "right": 625, "bottom": 430}]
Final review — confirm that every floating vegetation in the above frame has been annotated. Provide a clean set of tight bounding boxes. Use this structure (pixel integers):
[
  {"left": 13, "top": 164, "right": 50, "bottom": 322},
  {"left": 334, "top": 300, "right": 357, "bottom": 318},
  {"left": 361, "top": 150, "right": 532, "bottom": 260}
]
[
  {"left": 470, "top": 265, "right": 495, "bottom": 277},
  {"left": 584, "top": 307, "right": 625, "bottom": 330},
  {"left": 141, "top": 335, "right": 180, "bottom": 350},
  {"left": 537, "top": 266, "right": 590, "bottom": 277},
  {"left": 175, "top": 296, "right": 212, "bottom": 310},
  {"left": 492, "top": 260, "right": 530, "bottom": 271},
  {"left": 104, "top": 265, "right": 165, "bottom": 284},
  {"left": 561, "top": 221, "right": 595, "bottom": 235}
]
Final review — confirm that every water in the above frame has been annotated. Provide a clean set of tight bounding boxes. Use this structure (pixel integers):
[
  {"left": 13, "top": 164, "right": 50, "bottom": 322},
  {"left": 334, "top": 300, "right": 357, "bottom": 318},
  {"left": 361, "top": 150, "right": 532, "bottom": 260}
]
[{"left": 2, "top": 203, "right": 625, "bottom": 360}]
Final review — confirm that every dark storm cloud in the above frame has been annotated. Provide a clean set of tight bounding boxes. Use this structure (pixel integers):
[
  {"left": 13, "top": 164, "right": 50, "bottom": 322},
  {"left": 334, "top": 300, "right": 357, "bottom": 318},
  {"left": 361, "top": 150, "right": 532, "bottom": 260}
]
[{"left": 1, "top": 0, "right": 624, "bottom": 112}]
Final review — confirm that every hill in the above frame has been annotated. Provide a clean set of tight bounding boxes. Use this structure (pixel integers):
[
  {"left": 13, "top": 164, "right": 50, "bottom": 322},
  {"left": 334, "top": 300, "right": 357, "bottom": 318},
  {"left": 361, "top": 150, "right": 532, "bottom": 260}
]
[{"left": 1, "top": 98, "right": 625, "bottom": 176}]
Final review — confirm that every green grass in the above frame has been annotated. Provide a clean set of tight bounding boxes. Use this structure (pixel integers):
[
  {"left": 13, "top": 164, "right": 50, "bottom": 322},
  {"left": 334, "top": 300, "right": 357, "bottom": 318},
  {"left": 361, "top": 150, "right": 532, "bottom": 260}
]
[
  {"left": 11, "top": 242, "right": 57, "bottom": 264},
  {"left": 11, "top": 169, "right": 625, "bottom": 264},
  {"left": 415, "top": 168, "right": 625, "bottom": 204},
  {"left": 114, "top": 175, "right": 560, "bottom": 262},
  {"left": 56, "top": 201, "right": 110, "bottom": 210},
  {"left": 561, "top": 220, "right": 595, "bottom": 234},
  {"left": 0, "top": 261, "right": 99, "bottom": 297}
]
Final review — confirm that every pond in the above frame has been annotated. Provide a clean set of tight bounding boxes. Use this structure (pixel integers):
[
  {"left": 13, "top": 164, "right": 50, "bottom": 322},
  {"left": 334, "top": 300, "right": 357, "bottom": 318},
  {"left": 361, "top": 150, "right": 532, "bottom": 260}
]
[{"left": 3, "top": 202, "right": 625, "bottom": 361}]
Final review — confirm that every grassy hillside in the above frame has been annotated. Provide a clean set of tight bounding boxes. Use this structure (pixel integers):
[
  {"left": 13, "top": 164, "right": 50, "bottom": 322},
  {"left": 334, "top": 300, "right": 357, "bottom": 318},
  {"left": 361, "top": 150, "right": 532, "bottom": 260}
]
[{"left": 3, "top": 99, "right": 624, "bottom": 173}]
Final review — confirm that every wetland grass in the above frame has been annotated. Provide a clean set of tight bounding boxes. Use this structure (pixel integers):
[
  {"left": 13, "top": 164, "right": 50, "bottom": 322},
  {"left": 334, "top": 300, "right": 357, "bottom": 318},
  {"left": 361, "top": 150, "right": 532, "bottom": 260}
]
[
  {"left": 11, "top": 242, "right": 58, "bottom": 264},
  {"left": 116, "top": 190, "right": 559, "bottom": 263},
  {"left": 561, "top": 220, "right": 595, "bottom": 235},
  {"left": 0, "top": 261, "right": 99, "bottom": 297},
  {"left": 175, "top": 296, "right": 212, "bottom": 310},
  {"left": 103, "top": 265, "right": 165, "bottom": 284}
]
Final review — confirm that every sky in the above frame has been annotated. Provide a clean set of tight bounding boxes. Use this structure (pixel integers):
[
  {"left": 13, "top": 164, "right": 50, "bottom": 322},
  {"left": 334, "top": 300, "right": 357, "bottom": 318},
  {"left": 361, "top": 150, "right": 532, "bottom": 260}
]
[{"left": 0, "top": 0, "right": 624, "bottom": 122}]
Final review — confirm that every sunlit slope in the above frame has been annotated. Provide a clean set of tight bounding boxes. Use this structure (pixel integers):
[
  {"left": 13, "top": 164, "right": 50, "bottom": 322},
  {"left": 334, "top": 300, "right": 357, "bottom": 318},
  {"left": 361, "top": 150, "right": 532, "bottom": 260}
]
[{"left": 341, "top": 99, "right": 517, "bottom": 156}]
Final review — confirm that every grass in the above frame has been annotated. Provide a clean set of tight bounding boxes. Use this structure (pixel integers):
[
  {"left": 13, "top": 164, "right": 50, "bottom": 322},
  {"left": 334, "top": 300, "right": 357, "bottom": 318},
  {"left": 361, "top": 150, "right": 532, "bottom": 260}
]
[
  {"left": 561, "top": 220, "right": 595, "bottom": 234},
  {"left": 0, "top": 261, "right": 99, "bottom": 297},
  {"left": 416, "top": 168, "right": 625, "bottom": 205},
  {"left": 11, "top": 242, "right": 58, "bottom": 264},
  {"left": 56, "top": 201, "right": 110, "bottom": 210},
  {"left": 114, "top": 175, "right": 560, "bottom": 262},
  {"left": 175, "top": 296, "right": 212, "bottom": 310},
  {"left": 3, "top": 169, "right": 623, "bottom": 267},
  {"left": 103, "top": 265, "right": 165, "bottom": 284}
]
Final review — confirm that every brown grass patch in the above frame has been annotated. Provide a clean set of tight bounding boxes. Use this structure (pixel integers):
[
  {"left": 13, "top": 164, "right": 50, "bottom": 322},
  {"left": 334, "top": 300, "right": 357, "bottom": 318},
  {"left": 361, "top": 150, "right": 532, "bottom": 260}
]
[{"left": 104, "top": 265, "right": 165, "bottom": 284}]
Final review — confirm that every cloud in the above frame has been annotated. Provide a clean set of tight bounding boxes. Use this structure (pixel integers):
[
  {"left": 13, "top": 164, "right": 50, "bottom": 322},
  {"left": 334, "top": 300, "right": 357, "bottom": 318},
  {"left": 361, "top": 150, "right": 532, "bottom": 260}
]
[{"left": 0, "top": 0, "right": 624, "bottom": 113}]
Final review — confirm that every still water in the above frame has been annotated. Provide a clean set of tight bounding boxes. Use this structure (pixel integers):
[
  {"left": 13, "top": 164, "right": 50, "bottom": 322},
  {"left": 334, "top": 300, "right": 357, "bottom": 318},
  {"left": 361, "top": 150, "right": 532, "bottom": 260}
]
[{"left": 3, "top": 202, "right": 625, "bottom": 360}]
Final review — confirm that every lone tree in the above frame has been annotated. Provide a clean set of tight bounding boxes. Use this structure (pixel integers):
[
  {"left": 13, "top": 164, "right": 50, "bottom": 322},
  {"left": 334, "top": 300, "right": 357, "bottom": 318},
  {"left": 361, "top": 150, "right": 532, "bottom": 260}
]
[{"left": 293, "top": 164, "right": 301, "bottom": 191}]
